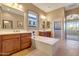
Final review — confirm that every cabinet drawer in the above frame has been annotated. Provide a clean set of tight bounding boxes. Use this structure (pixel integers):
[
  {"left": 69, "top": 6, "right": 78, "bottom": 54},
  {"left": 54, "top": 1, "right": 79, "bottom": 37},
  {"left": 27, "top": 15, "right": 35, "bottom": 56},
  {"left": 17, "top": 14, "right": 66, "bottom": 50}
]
[
  {"left": 21, "top": 33, "right": 31, "bottom": 37},
  {"left": 21, "top": 42, "right": 31, "bottom": 49},
  {"left": 39, "top": 32, "right": 45, "bottom": 36},
  {"left": 21, "top": 37, "right": 31, "bottom": 44},
  {"left": 2, "top": 34, "right": 20, "bottom": 40}
]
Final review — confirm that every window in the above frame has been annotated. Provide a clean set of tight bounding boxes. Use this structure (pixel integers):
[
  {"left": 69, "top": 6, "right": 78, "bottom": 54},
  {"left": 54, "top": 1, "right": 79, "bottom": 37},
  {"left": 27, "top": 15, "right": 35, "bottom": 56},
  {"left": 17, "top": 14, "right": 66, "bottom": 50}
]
[
  {"left": 28, "top": 10, "right": 38, "bottom": 28},
  {"left": 66, "top": 14, "right": 79, "bottom": 31}
]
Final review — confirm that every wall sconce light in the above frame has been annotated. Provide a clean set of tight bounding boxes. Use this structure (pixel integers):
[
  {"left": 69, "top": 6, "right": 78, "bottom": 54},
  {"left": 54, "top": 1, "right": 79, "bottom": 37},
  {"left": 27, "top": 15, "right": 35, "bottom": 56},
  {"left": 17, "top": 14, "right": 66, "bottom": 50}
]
[
  {"left": 2, "top": 3, "right": 23, "bottom": 11},
  {"left": 41, "top": 15, "right": 46, "bottom": 20}
]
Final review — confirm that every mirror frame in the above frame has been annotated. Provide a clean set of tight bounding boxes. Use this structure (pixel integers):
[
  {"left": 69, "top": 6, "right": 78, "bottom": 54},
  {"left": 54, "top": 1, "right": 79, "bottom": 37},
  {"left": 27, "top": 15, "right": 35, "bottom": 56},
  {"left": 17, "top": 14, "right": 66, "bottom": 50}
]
[
  {"left": 2, "top": 20, "right": 13, "bottom": 29},
  {"left": 27, "top": 10, "right": 39, "bottom": 29}
]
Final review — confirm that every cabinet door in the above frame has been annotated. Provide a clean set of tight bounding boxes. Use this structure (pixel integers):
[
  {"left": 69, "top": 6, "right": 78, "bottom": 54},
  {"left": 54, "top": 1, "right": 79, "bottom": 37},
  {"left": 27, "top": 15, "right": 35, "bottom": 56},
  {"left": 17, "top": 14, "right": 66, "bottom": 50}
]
[
  {"left": 21, "top": 37, "right": 31, "bottom": 49},
  {"left": 2, "top": 39, "right": 14, "bottom": 55},
  {"left": 46, "top": 32, "right": 51, "bottom": 37},
  {"left": 13, "top": 38, "right": 20, "bottom": 52},
  {"left": 0, "top": 36, "right": 2, "bottom": 56},
  {"left": 21, "top": 42, "right": 31, "bottom": 49},
  {"left": 2, "top": 38, "right": 20, "bottom": 56},
  {"left": 21, "top": 37, "right": 31, "bottom": 44},
  {"left": 21, "top": 33, "right": 31, "bottom": 50}
]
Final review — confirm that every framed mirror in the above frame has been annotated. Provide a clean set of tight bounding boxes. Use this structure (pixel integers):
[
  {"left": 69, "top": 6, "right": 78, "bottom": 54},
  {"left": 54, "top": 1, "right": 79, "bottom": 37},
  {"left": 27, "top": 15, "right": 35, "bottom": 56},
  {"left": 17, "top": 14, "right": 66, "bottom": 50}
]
[
  {"left": 3, "top": 20, "right": 13, "bottom": 29},
  {"left": 17, "top": 21, "right": 24, "bottom": 29},
  {"left": 42, "top": 21, "right": 45, "bottom": 29},
  {"left": 46, "top": 21, "right": 50, "bottom": 28}
]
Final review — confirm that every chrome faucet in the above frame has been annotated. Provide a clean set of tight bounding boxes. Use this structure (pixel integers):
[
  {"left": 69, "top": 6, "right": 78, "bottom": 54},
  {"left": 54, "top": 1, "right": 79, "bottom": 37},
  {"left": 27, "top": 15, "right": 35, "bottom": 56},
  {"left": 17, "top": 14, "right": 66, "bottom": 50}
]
[{"left": 13, "top": 29, "right": 20, "bottom": 32}]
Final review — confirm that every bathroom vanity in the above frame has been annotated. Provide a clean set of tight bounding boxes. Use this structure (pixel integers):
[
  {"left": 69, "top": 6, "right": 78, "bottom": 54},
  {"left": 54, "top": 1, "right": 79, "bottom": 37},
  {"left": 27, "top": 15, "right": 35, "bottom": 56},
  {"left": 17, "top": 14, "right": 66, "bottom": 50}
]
[
  {"left": 0, "top": 32, "right": 31, "bottom": 56},
  {"left": 0, "top": 4, "right": 32, "bottom": 56}
]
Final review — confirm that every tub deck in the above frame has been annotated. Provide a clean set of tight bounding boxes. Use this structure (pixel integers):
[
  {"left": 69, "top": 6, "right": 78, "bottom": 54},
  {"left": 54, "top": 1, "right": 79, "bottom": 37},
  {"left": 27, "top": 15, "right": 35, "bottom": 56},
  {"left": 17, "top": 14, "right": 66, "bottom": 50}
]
[{"left": 32, "top": 36, "right": 60, "bottom": 55}]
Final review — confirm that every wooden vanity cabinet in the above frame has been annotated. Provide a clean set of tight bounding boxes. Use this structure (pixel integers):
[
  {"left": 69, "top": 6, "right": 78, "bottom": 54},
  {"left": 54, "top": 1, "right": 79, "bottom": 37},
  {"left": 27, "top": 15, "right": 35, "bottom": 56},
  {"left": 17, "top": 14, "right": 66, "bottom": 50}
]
[
  {"left": 39, "top": 32, "right": 45, "bottom": 36},
  {"left": 0, "top": 33, "right": 31, "bottom": 56},
  {"left": 46, "top": 31, "right": 51, "bottom": 37},
  {"left": 2, "top": 34, "right": 20, "bottom": 56},
  {"left": 39, "top": 31, "right": 51, "bottom": 37},
  {"left": 20, "top": 33, "right": 31, "bottom": 50}
]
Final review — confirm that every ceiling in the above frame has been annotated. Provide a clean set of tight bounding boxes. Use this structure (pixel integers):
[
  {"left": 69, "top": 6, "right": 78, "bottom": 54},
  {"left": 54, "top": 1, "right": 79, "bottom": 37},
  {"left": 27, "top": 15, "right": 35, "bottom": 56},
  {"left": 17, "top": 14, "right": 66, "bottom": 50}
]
[{"left": 33, "top": 3, "right": 79, "bottom": 12}]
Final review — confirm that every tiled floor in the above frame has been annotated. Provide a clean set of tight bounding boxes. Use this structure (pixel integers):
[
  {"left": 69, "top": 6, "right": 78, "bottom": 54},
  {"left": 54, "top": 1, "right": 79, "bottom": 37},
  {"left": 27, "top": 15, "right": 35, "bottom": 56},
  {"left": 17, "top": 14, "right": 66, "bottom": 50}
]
[
  {"left": 11, "top": 39, "right": 79, "bottom": 56},
  {"left": 55, "top": 40, "right": 79, "bottom": 56},
  {"left": 11, "top": 48, "right": 49, "bottom": 56}
]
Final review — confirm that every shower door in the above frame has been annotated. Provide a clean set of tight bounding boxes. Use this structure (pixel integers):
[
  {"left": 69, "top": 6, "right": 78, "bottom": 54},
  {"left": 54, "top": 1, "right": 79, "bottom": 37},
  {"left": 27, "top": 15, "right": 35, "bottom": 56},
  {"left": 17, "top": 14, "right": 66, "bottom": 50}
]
[{"left": 65, "top": 20, "right": 79, "bottom": 41}]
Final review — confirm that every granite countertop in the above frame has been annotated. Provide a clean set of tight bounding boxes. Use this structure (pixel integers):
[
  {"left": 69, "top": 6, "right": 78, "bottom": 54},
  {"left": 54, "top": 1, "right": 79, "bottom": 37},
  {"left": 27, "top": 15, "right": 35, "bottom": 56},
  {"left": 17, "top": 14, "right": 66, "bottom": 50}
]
[{"left": 0, "top": 30, "right": 31, "bottom": 35}]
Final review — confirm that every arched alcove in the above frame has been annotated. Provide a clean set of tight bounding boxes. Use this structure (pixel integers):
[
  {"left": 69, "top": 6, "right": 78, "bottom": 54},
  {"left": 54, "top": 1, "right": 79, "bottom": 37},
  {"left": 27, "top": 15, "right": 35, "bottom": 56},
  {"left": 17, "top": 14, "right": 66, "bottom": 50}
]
[{"left": 66, "top": 14, "right": 79, "bottom": 20}]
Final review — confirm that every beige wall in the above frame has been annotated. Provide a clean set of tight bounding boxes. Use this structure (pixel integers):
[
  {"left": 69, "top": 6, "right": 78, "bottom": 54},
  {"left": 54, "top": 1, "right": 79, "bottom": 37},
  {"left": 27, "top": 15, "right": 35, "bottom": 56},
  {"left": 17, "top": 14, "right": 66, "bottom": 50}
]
[
  {"left": 22, "top": 4, "right": 66, "bottom": 39},
  {"left": 0, "top": 10, "right": 24, "bottom": 29},
  {"left": 0, "top": 7, "right": 2, "bottom": 28},
  {"left": 0, "top": 4, "right": 46, "bottom": 32},
  {"left": 0, "top": 4, "right": 66, "bottom": 39},
  {"left": 47, "top": 7, "right": 65, "bottom": 39},
  {"left": 66, "top": 7, "right": 79, "bottom": 16}
]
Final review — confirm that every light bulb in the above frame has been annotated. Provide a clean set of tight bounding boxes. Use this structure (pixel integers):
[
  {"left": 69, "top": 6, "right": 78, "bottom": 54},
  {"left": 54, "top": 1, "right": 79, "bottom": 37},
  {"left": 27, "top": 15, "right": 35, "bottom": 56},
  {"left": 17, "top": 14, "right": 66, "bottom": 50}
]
[{"left": 41, "top": 15, "right": 46, "bottom": 19}]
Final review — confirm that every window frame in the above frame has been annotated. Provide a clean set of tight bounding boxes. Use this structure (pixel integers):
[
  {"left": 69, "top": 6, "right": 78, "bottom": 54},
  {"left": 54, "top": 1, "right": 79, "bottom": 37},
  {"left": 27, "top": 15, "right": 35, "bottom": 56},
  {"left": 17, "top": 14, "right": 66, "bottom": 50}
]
[{"left": 27, "top": 10, "right": 39, "bottom": 29}]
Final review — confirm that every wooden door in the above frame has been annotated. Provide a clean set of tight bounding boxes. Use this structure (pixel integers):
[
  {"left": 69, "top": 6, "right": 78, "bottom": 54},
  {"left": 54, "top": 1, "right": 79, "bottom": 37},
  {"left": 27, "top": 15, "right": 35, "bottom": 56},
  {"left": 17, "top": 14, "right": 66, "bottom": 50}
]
[{"left": 13, "top": 38, "right": 20, "bottom": 52}]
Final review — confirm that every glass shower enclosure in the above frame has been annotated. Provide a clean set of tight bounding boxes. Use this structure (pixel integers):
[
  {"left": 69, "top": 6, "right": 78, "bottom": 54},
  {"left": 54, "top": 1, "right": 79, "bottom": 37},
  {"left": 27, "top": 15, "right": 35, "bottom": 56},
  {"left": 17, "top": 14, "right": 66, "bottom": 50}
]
[{"left": 65, "top": 14, "right": 79, "bottom": 41}]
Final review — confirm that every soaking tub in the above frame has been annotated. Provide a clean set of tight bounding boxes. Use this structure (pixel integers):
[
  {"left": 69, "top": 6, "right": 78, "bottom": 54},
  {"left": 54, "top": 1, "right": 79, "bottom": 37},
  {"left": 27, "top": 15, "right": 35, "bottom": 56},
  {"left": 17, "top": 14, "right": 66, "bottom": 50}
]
[{"left": 32, "top": 36, "right": 60, "bottom": 56}]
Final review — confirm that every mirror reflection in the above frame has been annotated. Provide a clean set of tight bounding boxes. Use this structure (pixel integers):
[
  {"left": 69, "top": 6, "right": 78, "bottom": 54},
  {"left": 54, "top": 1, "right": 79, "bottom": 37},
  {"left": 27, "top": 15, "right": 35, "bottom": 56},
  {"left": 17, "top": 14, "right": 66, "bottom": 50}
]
[
  {"left": 3, "top": 20, "right": 13, "bottom": 29},
  {"left": 17, "top": 21, "right": 24, "bottom": 29}
]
